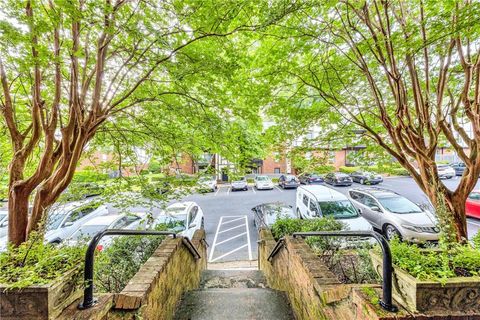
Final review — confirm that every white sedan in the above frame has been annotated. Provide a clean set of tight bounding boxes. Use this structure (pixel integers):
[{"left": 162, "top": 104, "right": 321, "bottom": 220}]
[
  {"left": 157, "top": 202, "right": 204, "bottom": 239},
  {"left": 254, "top": 175, "right": 274, "bottom": 190},
  {"left": 65, "top": 212, "right": 154, "bottom": 248}
]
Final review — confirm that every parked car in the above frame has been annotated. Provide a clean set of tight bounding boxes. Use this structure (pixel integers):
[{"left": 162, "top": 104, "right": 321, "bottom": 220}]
[
  {"left": 436, "top": 164, "right": 455, "bottom": 179},
  {"left": 278, "top": 174, "right": 300, "bottom": 189},
  {"left": 198, "top": 176, "right": 217, "bottom": 192},
  {"left": 324, "top": 172, "right": 353, "bottom": 187},
  {"left": 44, "top": 200, "right": 109, "bottom": 244},
  {"left": 450, "top": 162, "right": 466, "bottom": 176},
  {"left": 252, "top": 202, "right": 296, "bottom": 230},
  {"left": 65, "top": 212, "right": 150, "bottom": 248},
  {"left": 157, "top": 202, "right": 205, "bottom": 239},
  {"left": 466, "top": 190, "right": 480, "bottom": 219},
  {"left": 298, "top": 173, "right": 324, "bottom": 185},
  {"left": 0, "top": 210, "right": 7, "bottom": 237},
  {"left": 254, "top": 175, "right": 274, "bottom": 190},
  {"left": 231, "top": 177, "right": 248, "bottom": 191},
  {"left": 350, "top": 171, "right": 383, "bottom": 185},
  {"left": 295, "top": 185, "right": 372, "bottom": 231},
  {"left": 348, "top": 187, "right": 439, "bottom": 242}
]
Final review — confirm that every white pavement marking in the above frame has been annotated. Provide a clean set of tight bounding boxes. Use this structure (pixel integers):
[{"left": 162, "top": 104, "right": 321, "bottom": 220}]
[
  {"left": 221, "top": 216, "right": 245, "bottom": 225},
  {"left": 251, "top": 186, "right": 256, "bottom": 194},
  {"left": 210, "top": 244, "right": 248, "bottom": 262},
  {"left": 218, "top": 224, "right": 245, "bottom": 234},
  {"left": 245, "top": 215, "right": 253, "bottom": 260},
  {"left": 214, "top": 187, "right": 220, "bottom": 196},
  {"left": 227, "top": 187, "right": 231, "bottom": 195},
  {"left": 275, "top": 186, "right": 284, "bottom": 192},
  {"left": 208, "top": 215, "right": 251, "bottom": 263},
  {"left": 215, "top": 232, "right": 247, "bottom": 246},
  {"left": 208, "top": 216, "right": 224, "bottom": 262}
]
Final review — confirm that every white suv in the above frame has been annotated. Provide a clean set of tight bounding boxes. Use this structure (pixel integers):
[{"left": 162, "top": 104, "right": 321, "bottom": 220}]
[{"left": 295, "top": 185, "right": 372, "bottom": 231}]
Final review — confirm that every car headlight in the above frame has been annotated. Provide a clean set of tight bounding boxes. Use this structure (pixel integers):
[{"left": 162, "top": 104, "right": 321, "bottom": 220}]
[{"left": 402, "top": 224, "right": 423, "bottom": 233}]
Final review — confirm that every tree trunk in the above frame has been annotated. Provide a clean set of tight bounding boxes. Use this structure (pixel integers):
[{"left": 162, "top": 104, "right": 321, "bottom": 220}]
[
  {"left": 7, "top": 187, "right": 30, "bottom": 246},
  {"left": 445, "top": 194, "right": 468, "bottom": 242}
]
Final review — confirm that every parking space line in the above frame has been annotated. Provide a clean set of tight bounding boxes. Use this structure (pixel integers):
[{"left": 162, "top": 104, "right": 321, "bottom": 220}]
[
  {"left": 221, "top": 216, "right": 245, "bottom": 225},
  {"left": 215, "top": 232, "right": 247, "bottom": 246},
  {"left": 209, "top": 216, "right": 224, "bottom": 262},
  {"left": 275, "top": 186, "right": 284, "bottom": 193},
  {"left": 214, "top": 187, "right": 220, "bottom": 196},
  {"left": 251, "top": 186, "right": 256, "bottom": 194},
  {"left": 245, "top": 215, "right": 252, "bottom": 260},
  {"left": 210, "top": 244, "right": 248, "bottom": 262},
  {"left": 218, "top": 224, "right": 245, "bottom": 234},
  {"left": 227, "top": 187, "right": 231, "bottom": 195}
]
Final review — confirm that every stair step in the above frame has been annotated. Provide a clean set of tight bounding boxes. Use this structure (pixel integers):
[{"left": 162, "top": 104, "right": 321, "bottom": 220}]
[
  {"left": 173, "top": 288, "right": 295, "bottom": 320},
  {"left": 200, "top": 270, "right": 267, "bottom": 289}
]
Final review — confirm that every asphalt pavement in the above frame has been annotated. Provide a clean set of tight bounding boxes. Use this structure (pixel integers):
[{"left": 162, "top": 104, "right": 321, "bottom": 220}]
[{"left": 183, "top": 176, "right": 480, "bottom": 264}]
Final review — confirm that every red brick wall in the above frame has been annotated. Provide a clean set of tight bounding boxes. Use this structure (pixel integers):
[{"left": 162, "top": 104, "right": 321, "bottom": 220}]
[{"left": 261, "top": 156, "right": 288, "bottom": 174}]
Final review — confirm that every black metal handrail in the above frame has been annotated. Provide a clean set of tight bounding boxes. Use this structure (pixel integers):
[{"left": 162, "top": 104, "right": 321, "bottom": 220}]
[
  {"left": 284, "top": 231, "right": 398, "bottom": 313},
  {"left": 267, "top": 238, "right": 285, "bottom": 262},
  {"left": 78, "top": 229, "right": 201, "bottom": 310}
]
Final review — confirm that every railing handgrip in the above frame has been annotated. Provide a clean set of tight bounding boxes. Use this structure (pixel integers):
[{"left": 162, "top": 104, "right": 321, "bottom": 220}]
[
  {"left": 267, "top": 231, "right": 398, "bottom": 313},
  {"left": 78, "top": 229, "right": 187, "bottom": 310}
]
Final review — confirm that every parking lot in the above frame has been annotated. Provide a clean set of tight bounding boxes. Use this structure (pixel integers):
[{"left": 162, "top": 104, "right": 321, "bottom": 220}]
[{"left": 184, "top": 176, "right": 480, "bottom": 264}]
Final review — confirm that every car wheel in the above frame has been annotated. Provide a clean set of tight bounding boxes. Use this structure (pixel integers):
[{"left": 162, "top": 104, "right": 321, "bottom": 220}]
[
  {"left": 360, "top": 178, "right": 365, "bottom": 185},
  {"left": 201, "top": 218, "right": 205, "bottom": 229},
  {"left": 384, "top": 224, "right": 401, "bottom": 241},
  {"left": 244, "top": 187, "right": 248, "bottom": 191}
]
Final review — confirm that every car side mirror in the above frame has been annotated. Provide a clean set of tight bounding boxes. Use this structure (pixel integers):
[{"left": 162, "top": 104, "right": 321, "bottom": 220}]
[
  {"left": 371, "top": 206, "right": 382, "bottom": 212},
  {"left": 63, "top": 221, "right": 74, "bottom": 227},
  {"left": 188, "top": 223, "right": 196, "bottom": 229}
]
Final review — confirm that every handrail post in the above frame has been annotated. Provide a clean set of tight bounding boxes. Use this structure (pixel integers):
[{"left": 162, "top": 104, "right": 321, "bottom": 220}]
[
  {"left": 77, "top": 229, "right": 179, "bottom": 310},
  {"left": 284, "top": 231, "right": 398, "bottom": 313}
]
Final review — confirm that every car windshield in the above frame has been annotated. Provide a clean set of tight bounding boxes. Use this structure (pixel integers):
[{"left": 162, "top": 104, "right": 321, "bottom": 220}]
[
  {"left": 45, "top": 214, "right": 67, "bottom": 231},
  {"left": 437, "top": 165, "right": 450, "bottom": 169},
  {"left": 199, "top": 176, "right": 214, "bottom": 181},
  {"left": 71, "top": 224, "right": 108, "bottom": 241},
  {"left": 264, "top": 204, "right": 293, "bottom": 216},
  {"left": 469, "top": 192, "right": 480, "bottom": 201},
  {"left": 377, "top": 196, "right": 422, "bottom": 214},
  {"left": 256, "top": 176, "right": 270, "bottom": 181},
  {"left": 285, "top": 175, "right": 296, "bottom": 180},
  {"left": 156, "top": 213, "right": 187, "bottom": 231},
  {"left": 318, "top": 200, "right": 358, "bottom": 219}
]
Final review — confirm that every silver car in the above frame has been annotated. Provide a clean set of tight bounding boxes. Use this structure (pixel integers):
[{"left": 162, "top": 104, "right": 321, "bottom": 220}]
[
  {"left": 231, "top": 177, "right": 248, "bottom": 191},
  {"left": 348, "top": 187, "right": 439, "bottom": 242}
]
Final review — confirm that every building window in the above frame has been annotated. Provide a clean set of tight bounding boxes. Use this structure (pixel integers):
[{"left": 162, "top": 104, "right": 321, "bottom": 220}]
[{"left": 274, "top": 168, "right": 280, "bottom": 174}]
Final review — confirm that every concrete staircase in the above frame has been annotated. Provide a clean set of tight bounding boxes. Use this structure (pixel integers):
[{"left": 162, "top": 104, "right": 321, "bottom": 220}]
[{"left": 174, "top": 269, "right": 294, "bottom": 320}]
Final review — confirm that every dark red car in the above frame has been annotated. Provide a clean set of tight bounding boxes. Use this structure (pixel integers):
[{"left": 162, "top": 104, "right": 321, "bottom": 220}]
[{"left": 466, "top": 190, "right": 480, "bottom": 219}]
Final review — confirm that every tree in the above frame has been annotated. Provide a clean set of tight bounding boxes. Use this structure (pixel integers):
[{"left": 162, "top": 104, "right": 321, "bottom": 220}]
[
  {"left": 0, "top": 0, "right": 300, "bottom": 246},
  {"left": 263, "top": 0, "right": 480, "bottom": 241}
]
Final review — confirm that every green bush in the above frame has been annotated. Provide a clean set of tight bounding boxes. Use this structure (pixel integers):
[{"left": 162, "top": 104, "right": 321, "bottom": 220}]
[
  {"left": 314, "top": 165, "right": 335, "bottom": 174},
  {"left": 473, "top": 231, "right": 480, "bottom": 249},
  {"left": 95, "top": 225, "right": 166, "bottom": 293},
  {"left": 339, "top": 166, "right": 359, "bottom": 174},
  {"left": 73, "top": 170, "right": 109, "bottom": 182},
  {"left": 385, "top": 238, "right": 480, "bottom": 281},
  {"left": 247, "top": 178, "right": 254, "bottom": 183},
  {"left": 271, "top": 178, "right": 279, "bottom": 183},
  {"left": 0, "top": 233, "right": 85, "bottom": 289},
  {"left": 391, "top": 168, "right": 409, "bottom": 176},
  {"left": 271, "top": 217, "right": 344, "bottom": 242}
]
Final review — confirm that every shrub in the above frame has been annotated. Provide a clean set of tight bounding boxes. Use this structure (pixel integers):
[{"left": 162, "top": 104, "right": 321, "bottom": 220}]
[
  {"left": 391, "top": 167, "right": 409, "bottom": 176},
  {"left": 271, "top": 216, "right": 344, "bottom": 249},
  {"left": 473, "top": 231, "right": 480, "bottom": 248},
  {"left": 94, "top": 226, "right": 166, "bottom": 293},
  {"left": 314, "top": 165, "right": 335, "bottom": 174},
  {"left": 339, "top": 166, "right": 359, "bottom": 174},
  {"left": 73, "top": 170, "right": 109, "bottom": 182},
  {"left": 0, "top": 233, "right": 85, "bottom": 289},
  {"left": 385, "top": 238, "right": 480, "bottom": 281}
]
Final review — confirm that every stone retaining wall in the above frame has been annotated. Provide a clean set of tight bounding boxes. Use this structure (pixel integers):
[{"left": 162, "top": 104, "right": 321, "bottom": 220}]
[
  {"left": 258, "top": 229, "right": 480, "bottom": 320},
  {"left": 60, "top": 229, "right": 207, "bottom": 320}
]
